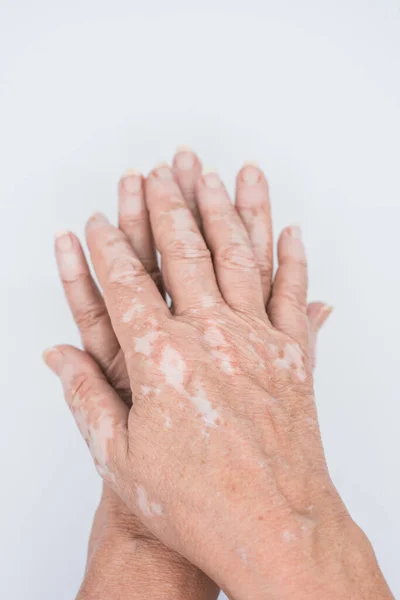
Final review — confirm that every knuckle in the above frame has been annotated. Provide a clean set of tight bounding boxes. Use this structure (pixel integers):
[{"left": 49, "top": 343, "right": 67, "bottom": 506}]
[
  {"left": 279, "top": 254, "right": 308, "bottom": 268},
  {"left": 69, "top": 371, "right": 98, "bottom": 405},
  {"left": 215, "top": 243, "right": 257, "bottom": 271},
  {"left": 164, "top": 236, "right": 211, "bottom": 261},
  {"left": 107, "top": 256, "right": 146, "bottom": 286},
  {"left": 119, "top": 209, "right": 148, "bottom": 228},
  {"left": 61, "top": 271, "right": 90, "bottom": 287},
  {"left": 259, "top": 265, "right": 273, "bottom": 283},
  {"left": 74, "top": 303, "right": 108, "bottom": 331},
  {"left": 270, "top": 288, "right": 307, "bottom": 313}
]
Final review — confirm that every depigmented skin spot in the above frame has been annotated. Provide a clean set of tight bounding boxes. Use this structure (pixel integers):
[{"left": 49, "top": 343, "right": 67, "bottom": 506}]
[
  {"left": 204, "top": 324, "right": 235, "bottom": 374},
  {"left": 282, "top": 529, "right": 297, "bottom": 543},
  {"left": 136, "top": 485, "right": 164, "bottom": 517},
  {"left": 270, "top": 342, "right": 306, "bottom": 382},
  {"left": 135, "top": 331, "right": 161, "bottom": 357},
  {"left": 71, "top": 393, "right": 116, "bottom": 482},
  {"left": 160, "top": 345, "right": 186, "bottom": 389},
  {"left": 122, "top": 299, "right": 145, "bottom": 323},
  {"left": 190, "top": 386, "right": 220, "bottom": 427},
  {"left": 158, "top": 345, "right": 221, "bottom": 429}
]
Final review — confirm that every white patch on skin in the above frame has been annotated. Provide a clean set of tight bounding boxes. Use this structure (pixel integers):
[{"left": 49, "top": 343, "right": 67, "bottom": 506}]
[
  {"left": 71, "top": 396, "right": 115, "bottom": 482},
  {"left": 141, "top": 385, "right": 152, "bottom": 396},
  {"left": 135, "top": 330, "right": 160, "bottom": 356},
  {"left": 164, "top": 412, "right": 172, "bottom": 429},
  {"left": 304, "top": 416, "right": 316, "bottom": 429},
  {"left": 159, "top": 345, "right": 221, "bottom": 431},
  {"left": 204, "top": 326, "right": 226, "bottom": 347},
  {"left": 282, "top": 529, "right": 297, "bottom": 543},
  {"left": 266, "top": 395, "right": 279, "bottom": 405},
  {"left": 160, "top": 345, "right": 186, "bottom": 389},
  {"left": 273, "top": 342, "right": 306, "bottom": 381},
  {"left": 218, "top": 355, "right": 234, "bottom": 374},
  {"left": 201, "top": 295, "right": 214, "bottom": 308},
  {"left": 122, "top": 299, "right": 145, "bottom": 323},
  {"left": 190, "top": 386, "right": 220, "bottom": 427},
  {"left": 136, "top": 485, "right": 164, "bottom": 518},
  {"left": 237, "top": 547, "right": 248, "bottom": 564},
  {"left": 204, "top": 325, "right": 235, "bottom": 374}
]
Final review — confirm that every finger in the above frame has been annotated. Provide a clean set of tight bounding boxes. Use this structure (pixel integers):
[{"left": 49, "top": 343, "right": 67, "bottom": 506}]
[
  {"left": 43, "top": 345, "right": 128, "bottom": 484},
  {"left": 235, "top": 163, "right": 273, "bottom": 305},
  {"left": 268, "top": 225, "right": 309, "bottom": 349},
  {"left": 172, "top": 146, "right": 203, "bottom": 227},
  {"left": 195, "top": 169, "right": 265, "bottom": 315},
  {"left": 145, "top": 164, "right": 222, "bottom": 314},
  {"left": 85, "top": 213, "right": 170, "bottom": 351},
  {"left": 118, "top": 170, "right": 163, "bottom": 295},
  {"left": 54, "top": 230, "right": 120, "bottom": 369},
  {"left": 307, "top": 302, "right": 333, "bottom": 370}
]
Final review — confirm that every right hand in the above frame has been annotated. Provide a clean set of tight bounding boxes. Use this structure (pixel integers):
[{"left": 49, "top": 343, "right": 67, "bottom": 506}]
[{"left": 46, "top": 152, "right": 359, "bottom": 600}]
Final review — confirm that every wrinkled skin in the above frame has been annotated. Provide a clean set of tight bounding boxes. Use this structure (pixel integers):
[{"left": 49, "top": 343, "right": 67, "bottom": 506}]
[{"left": 46, "top": 152, "right": 392, "bottom": 600}]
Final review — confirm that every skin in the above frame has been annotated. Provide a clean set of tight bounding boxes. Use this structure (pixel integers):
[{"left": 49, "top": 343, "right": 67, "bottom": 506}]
[
  {"left": 45, "top": 150, "right": 393, "bottom": 600},
  {"left": 54, "top": 149, "right": 331, "bottom": 599}
]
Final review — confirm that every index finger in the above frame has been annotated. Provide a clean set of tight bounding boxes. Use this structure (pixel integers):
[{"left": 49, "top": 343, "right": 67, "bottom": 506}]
[{"left": 85, "top": 212, "right": 170, "bottom": 353}]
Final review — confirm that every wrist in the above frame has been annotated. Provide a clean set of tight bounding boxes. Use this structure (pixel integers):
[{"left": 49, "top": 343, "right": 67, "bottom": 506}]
[
  {"left": 222, "top": 515, "right": 393, "bottom": 600},
  {"left": 280, "top": 519, "right": 394, "bottom": 600},
  {"left": 79, "top": 532, "right": 218, "bottom": 600}
]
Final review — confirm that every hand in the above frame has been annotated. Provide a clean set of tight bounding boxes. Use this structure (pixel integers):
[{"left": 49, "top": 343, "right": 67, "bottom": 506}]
[
  {"left": 55, "top": 150, "right": 329, "bottom": 599},
  {"left": 45, "top": 154, "right": 390, "bottom": 599}
]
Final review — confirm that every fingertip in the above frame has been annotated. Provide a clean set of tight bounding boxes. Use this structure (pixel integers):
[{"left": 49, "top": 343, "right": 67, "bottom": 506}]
[
  {"left": 42, "top": 346, "right": 64, "bottom": 375},
  {"left": 239, "top": 163, "right": 262, "bottom": 185},
  {"left": 307, "top": 303, "right": 334, "bottom": 331},
  {"left": 120, "top": 169, "right": 143, "bottom": 195},
  {"left": 316, "top": 304, "right": 334, "bottom": 329},
  {"left": 278, "top": 224, "right": 306, "bottom": 263},
  {"left": 173, "top": 146, "right": 196, "bottom": 171},
  {"left": 151, "top": 163, "right": 174, "bottom": 179},
  {"left": 54, "top": 230, "right": 75, "bottom": 252}
]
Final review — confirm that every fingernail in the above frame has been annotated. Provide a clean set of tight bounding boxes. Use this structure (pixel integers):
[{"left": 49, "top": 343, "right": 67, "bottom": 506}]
[
  {"left": 154, "top": 163, "right": 174, "bottom": 180},
  {"left": 288, "top": 225, "right": 302, "bottom": 240},
  {"left": 175, "top": 146, "right": 195, "bottom": 170},
  {"left": 317, "top": 305, "right": 334, "bottom": 327},
  {"left": 122, "top": 169, "right": 142, "bottom": 194},
  {"left": 42, "top": 347, "right": 63, "bottom": 375},
  {"left": 54, "top": 230, "right": 73, "bottom": 251},
  {"left": 203, "top": 169, "right": 222, "bottom": 189},
  {"left": 241, "top": 164, "right": 261, "bottom": 185},
  {"left": 89, "top": 212, "right": 109, "bottom": 224}
]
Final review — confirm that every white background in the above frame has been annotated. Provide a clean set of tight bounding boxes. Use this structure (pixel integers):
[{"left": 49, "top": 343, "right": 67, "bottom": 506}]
[{"left": 1, "top": 1, "right": 399, "bottom": 598}]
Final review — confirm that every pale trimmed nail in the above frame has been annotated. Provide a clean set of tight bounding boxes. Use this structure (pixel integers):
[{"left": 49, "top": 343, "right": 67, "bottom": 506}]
[
  {"left": 175, "top": 147, "right": 195, "bottom": 170},
  {"left": 42, "top": 347, "right": 63, "bottom": 374},
  {"left": 55, "top": 231, "right": 73, "bottom": 251},
  {"left": 122, "top": 169, "right": 142, "bottom": 194},
  {"left": 154, "top": 163, "right": 174, "bottom": 180},
  {"left": 241, "top": 164, "right": 261, "bottom": 185},
  {"left": 288, "top": 225, "right": 302, "bottom": 240},
  {"left": 203, "top": 169, "right": 222, "bottom": 189}
]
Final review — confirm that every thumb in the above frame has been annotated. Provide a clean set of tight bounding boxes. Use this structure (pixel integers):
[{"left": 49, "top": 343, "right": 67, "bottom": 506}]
[
  {"left": 307, "top": 303, "right": 333, "bottom": 371},
  {"left": 43, "top": 344, "right": 129, "bottom": 483}
]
